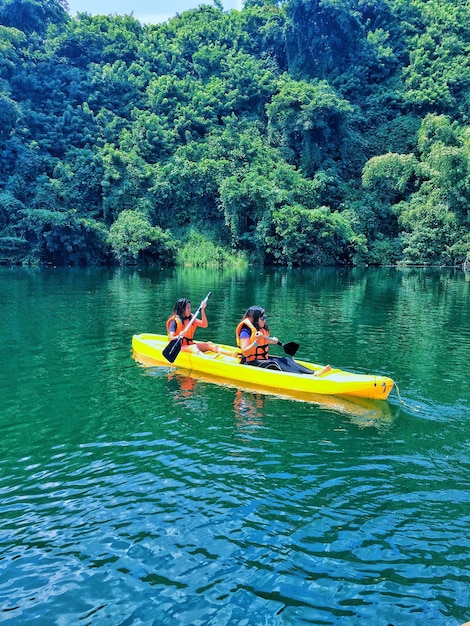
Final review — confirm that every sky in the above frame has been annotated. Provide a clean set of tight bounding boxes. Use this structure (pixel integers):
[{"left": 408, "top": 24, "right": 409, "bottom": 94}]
[{"left": 66, "top": 0, "right": 244, "bottom": 25}]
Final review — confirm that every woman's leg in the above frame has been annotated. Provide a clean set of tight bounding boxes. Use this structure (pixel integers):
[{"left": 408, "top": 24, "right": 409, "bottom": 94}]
[
  {"left": 181, "top": 343, "right": 204, "bottom": 355},
  {"left": 195, "top": 341, "right": 238, "bottom": 358},
  {"left": 271, "top": 357, "right": 331, "bottom": 376},
  {"left": 258, "top": 356, "right": 315, "bottom": 374}
]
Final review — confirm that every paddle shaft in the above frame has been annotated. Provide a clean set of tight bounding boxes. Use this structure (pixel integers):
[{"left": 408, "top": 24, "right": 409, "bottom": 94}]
[
  {"left": 178, "top": 291, "right": 212, "bottom": 338},
  {"left": 269, "top": 337, "right": 300, "bottom": 357}
]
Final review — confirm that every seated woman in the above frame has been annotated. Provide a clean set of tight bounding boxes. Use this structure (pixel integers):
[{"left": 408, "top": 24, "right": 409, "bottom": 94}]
[
  {"left": 167, "top": 297, "right": 235, "bottom": 357},
  {"left": 236, "top": 305, "right": 331, "bottom": 375}
]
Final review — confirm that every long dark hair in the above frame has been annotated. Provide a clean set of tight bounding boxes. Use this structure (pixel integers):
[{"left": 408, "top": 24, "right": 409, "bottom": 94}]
[
  {"left": 171, "top": 298, "right": 191, "bottom": 320},
  {"left": 242, "top": 305, "right": 269, "bottom": 332}
]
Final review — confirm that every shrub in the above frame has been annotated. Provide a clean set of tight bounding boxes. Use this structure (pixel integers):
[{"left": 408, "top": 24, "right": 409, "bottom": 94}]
[{"left": 108, "top": 210, "right": 177, "bottom": 265}]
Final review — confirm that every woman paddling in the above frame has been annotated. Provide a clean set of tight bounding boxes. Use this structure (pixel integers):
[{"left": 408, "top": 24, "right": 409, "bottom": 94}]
[
  {"left": 166, "top": 297, "right": 235, "bottom": 357},
  {"left": 236, "top": 305, "right": 331, "bottom": 375}
]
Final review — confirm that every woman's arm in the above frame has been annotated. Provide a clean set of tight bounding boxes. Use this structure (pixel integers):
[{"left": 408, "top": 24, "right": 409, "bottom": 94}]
[
  {"left": 194, "top": 301, "right": 208, "bottom": 328},
  {"left": 239, "top": 329, "right": 259, "bottom": 356},
  {"left": 168, "top": 319, "right": 178, "bottom": 339}
]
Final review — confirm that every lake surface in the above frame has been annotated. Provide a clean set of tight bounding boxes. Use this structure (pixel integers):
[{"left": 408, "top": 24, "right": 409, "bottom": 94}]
[{"left": 1, "top": 266, "right": 469, "bottom": 625}]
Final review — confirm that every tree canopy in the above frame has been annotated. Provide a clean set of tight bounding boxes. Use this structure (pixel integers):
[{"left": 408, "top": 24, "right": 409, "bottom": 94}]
[{"left": 0, "top": 0, "right": 469, "bottom": 267}]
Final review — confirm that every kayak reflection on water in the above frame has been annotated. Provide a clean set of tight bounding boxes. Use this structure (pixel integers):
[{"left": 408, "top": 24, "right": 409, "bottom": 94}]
[{"left": 234, "top": 389, "right": 265, "bottom": 423}]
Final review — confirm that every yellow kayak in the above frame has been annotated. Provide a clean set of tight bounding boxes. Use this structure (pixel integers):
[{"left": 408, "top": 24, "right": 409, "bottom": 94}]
[{"left": 132, "top": 333, "right": 394, "bottom": 401}]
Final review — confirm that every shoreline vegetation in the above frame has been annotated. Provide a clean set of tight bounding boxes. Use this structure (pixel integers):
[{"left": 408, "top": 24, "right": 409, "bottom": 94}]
[{"left": 0, "top": 0, "right": 469, "bottom": 269}]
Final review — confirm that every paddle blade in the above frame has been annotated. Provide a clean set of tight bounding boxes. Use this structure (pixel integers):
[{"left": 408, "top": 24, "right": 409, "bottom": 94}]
[
  {"left": 282, "top": 341, "right": 300, "bottom": 357},
  {"left": 162, "top": 338, "right": 182, "bottom": 363}
]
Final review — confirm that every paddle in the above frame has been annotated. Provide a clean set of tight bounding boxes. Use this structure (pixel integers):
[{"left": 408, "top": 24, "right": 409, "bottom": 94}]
[
  {"left": 270, "top": 337, "right": 300, "bottom": 357},
  {"left": 162, "top": 291, "right": 212, "bottom": 363}
]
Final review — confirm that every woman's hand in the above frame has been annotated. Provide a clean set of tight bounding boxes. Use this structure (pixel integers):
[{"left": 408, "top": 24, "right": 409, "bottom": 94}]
[{"left": 254, "top": 332, "right": 278, "bottom": 344}]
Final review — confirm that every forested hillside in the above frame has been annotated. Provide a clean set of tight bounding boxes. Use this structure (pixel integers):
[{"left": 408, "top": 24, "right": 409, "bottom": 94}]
[{"left": 1, "top": 0, "right": 469, "bottom": 266}]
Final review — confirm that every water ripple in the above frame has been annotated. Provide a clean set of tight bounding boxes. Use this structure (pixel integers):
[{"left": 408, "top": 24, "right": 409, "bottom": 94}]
[{"left": 2, "top": 267, "right": 470, "bottom": 625}]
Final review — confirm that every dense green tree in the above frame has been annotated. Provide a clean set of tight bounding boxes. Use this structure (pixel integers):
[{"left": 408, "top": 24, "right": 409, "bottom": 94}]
[
  {"left": 284, "top": 0, "right": 404, "bottom": 94},
  {"left": 226, "top": 0, "right": 287, "bottom": 69},
  {"left": 362, "top": 152, "right": 419, "bottom": 203},
  {"left": 18, "top": 207, "right": 108, "bottom": 265},
  {"left": 0, "top": 0, "right": 469, "bottom": 266},
  {"left": 0, "top": 0, "right": 69, "bottom": 35},
  {"left": 362, "top": 114, "right": 470, "bottom": 264},
  {"left": 47, "top": 13, "right": 143, "bottom": 67},
  {"left": 107, "top": 209, "right": 176, "bottom": 265},
  {"left": 99, "top": 141, "right": 153, "bottom": 224},
  {"left": 265, "top": 205, "right": 365, "bottom": 266},
  {"left": 50, "top": 147, "right": 104, "bottom": 215},
  {"left": 267, "top": 77, "right": 354, "bottom": 175},
  {"left": 0, "top": 25, "right": 26, "bottom": 80},
  {"left": 401, "top": 0, "right": 470, "bottom": 117},
  {"left": 0, "top": 93, "right": 20, "bottom": 143}
]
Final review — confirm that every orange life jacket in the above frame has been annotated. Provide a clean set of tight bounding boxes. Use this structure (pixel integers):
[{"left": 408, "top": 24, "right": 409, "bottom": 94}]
[
  {"left": 166, "top": 315, "right": 196, "bottom": 345},
  {"left": 236, "top": 318, "right": 269, "bottom": 362}
]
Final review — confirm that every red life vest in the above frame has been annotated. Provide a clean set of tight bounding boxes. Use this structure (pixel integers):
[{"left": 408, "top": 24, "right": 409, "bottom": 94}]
[
  {"left": 166, "top": 315, "right": 196, "bottom": 345},
  {"left": 236, "top": 318, "right": 269, "bottom": 362}
]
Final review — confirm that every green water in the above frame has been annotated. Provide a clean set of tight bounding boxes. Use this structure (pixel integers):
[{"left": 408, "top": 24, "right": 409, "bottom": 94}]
[{"left": 1, "top": 266, "right": 469, "bottom": 625}]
